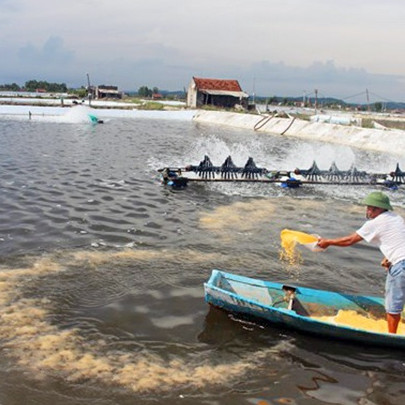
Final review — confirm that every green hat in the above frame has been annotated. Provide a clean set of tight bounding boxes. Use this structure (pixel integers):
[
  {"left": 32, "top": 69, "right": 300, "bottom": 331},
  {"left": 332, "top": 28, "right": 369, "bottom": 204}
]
[{"left": 362, "top": 191, "right": 393, "bottom": 210}]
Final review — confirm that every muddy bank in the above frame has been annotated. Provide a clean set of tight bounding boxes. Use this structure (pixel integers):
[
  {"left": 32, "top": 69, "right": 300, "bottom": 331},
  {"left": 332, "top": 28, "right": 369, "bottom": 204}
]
[{"left": 193, "top": 110, "right": 405, "bottom": 156}]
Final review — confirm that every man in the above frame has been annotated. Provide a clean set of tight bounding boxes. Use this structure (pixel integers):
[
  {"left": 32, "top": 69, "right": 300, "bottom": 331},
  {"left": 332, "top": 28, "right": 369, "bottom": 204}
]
[{"left": 317, "top": 191, "right": 405, "bottom": 334}]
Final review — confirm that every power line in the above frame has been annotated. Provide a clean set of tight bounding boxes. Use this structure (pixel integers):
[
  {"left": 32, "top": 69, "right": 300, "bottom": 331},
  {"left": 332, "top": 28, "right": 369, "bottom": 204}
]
[
  {"left": 341, "top": 90, "right": 367, "bottom": 101},
  {"left": 368, "top": 91, "right": 394, "bottom": 103}
]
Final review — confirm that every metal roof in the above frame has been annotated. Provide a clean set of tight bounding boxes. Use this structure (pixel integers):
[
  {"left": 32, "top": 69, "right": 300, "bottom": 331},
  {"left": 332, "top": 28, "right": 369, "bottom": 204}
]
[{"left": 201, "top": 89, "right": 249, "bottom": 98}]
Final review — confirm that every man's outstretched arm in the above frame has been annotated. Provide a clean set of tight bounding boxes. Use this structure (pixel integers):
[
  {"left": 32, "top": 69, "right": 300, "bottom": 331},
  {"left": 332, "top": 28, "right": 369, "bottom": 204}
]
[{"left": 317, "top": 232, "right": 363, "bottom": 249}]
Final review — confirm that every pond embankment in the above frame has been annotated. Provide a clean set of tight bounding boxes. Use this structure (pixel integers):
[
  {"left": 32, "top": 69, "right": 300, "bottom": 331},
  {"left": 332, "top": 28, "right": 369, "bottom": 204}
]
[{"left": 193, "top": 110, "right": 405, "bottom": 156}]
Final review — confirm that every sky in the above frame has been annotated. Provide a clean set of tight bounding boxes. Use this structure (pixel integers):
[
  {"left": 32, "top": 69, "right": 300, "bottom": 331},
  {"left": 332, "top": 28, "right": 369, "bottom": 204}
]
[{"left": 1, "top": 0, "right": 405, "bottom": 103}]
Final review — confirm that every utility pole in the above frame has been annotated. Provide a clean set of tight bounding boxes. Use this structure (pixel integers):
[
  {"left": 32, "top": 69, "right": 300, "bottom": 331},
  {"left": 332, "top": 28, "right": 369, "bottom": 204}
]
[
  {"left": 252, "top": 76, "right": 256, "bottom": 105},
  {"left": 314, "top": 89, "right": 318, "bottom": 113},
  {"left": 87, "top": 73, "right": 92, "bottom": 107},
  {"left": 366, "top": 88, "right": 370, "bottom": 112}
]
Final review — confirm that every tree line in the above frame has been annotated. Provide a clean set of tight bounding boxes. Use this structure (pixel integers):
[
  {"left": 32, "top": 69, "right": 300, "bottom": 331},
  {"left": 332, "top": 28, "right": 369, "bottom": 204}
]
[
  {"left": 0, "top": 81, "right": 159, "bottom": 98},
  {"left": 137, "top": 86, "right": 159, "bottom": 97},
  {"left": 0, "top": 80, "right": 68, "bottom": 93}
]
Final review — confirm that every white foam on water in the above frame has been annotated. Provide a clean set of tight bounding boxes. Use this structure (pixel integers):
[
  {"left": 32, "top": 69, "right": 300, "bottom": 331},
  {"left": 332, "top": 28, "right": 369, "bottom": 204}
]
[
  {"left": 281, "top": 143, "right": 356, "bottom": 172},
  {"left": 183, "top": 135, "right": 275, "bottom": 169},
  {"left": 0, "top": 249, "right": 278, "bottom": 393},
  {"left": 62, "top": 105, "right": 95, "bottom": 123}
]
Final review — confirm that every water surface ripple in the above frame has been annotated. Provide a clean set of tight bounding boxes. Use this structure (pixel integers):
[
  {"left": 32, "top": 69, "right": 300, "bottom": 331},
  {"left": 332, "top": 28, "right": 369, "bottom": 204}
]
[{"left": 0, "top": 115, "right": 404, "bottom": 405}]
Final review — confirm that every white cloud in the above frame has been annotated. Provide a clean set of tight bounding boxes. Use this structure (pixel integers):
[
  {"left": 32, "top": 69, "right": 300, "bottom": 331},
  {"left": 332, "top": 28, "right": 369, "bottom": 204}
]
[
  {"left": 0, "top": 0, "right": 404, "bottom": 101},
  {"left": 18, "top": 37, "right": 74, "bottom": 66}
]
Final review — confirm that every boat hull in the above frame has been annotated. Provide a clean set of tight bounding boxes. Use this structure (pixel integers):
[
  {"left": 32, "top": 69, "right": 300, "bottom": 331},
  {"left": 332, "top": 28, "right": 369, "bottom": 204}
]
[{"left": 204, "top": 270, "right": 405, "bottom": 349}]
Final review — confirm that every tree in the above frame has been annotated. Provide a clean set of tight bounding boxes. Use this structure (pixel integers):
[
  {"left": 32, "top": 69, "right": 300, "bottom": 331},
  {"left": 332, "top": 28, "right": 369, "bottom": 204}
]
[
  {"left": 138, "top": 86, "right": 153, "bottom": 97},
  {"left": 0, "top": 83, "right": 20, "bottom": 91},
  {"left": 374, "top": 102, "right": 383, "bottom": 112},
  {"left": 69, "top": 87, "right": 87, "bottom": 98},
  {"left": 24, "top": 80, "right": 67, "bottom": 92}
]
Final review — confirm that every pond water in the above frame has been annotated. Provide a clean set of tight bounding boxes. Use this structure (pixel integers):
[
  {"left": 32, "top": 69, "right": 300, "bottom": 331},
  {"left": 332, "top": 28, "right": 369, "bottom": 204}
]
[{"left": 0, "top": 110, "right": 404, "bottom": 405}]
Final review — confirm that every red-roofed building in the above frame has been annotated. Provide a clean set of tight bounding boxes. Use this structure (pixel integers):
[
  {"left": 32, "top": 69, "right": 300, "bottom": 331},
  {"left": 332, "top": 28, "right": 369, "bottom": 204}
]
[{"left": 187, "top": 77, "right": 249, "bottom": 109}]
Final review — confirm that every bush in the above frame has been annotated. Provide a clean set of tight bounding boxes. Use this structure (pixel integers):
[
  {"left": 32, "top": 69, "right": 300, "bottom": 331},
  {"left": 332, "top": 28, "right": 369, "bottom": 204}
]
[{"left": 137, "top": 102, "right": 164, "bottom": 110}]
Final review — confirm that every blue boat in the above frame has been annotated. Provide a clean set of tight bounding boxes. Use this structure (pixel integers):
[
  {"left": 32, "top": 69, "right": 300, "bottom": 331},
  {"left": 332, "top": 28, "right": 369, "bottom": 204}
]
[{"left": 204, "top": 270, "right": 405, "bottom": 349}]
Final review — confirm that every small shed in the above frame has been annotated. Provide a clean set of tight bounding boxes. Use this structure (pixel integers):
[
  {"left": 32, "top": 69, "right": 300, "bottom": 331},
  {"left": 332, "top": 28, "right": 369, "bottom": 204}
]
[
  {"left": 187, "top": 77, "right": 249, "bottom": 109},
  {"left": 95, "top": 85, "right": 122, "bottom": 99}
]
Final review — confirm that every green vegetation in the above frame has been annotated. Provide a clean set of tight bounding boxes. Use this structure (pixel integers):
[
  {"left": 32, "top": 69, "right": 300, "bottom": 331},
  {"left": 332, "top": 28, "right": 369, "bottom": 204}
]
[
  {"left": 361, "top": 118, "right": 374, "bottom": 128},
  {"left": 289, "top": 113, "right": 311, "bottom": 121},
  {"left": 122, "top": 96, "right": 143, "bottom": 104},
  {"left": 137, "top": 86, "right": 159, "bottom": 97},
  {"left": 0, "top": 82, "right": 20, "bottom": 91},
  {"left": 1, "top": 79, "right": 404, "bottom": 115},
  {"left": 374, "top": 102, "right": 383, "bottom": 112},
  {"left": 200, "top": 105, "right": 225, "bottom": 111},
  {"left": 136, "top": 101, "right": 164, "bottom": 110},
  {"left": 359, "top": 118, "right": 405, "bottom": 130},
  {"left": 25, "top": 80, "right": 67, "bottom": 92},
  {"left": 0, "top": 80, "right": 67, "bottom": 93},
  {"left": 372, "top": 119, "right": 405, "bottom": 130},
  {"left": 69, "top": 87, "right": 87, "bottom": 98}
]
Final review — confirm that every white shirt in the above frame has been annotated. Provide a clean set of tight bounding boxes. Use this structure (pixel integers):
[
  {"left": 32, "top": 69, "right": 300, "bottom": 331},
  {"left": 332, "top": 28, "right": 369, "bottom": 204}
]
[{"left": 356, "top": 211, "right": 405, "bottom": 265}]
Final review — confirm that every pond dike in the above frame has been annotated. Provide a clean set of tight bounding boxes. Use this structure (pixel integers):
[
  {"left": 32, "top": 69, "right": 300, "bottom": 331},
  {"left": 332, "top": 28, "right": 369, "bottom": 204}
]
[{"left": 192, "top": 110, "right": 405, "bottom": 156}]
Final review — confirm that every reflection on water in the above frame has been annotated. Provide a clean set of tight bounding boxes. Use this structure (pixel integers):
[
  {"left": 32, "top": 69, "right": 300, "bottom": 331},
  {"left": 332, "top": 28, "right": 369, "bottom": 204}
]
[{"left": 0, "top": 116, "right": 405, "bottom": 404}]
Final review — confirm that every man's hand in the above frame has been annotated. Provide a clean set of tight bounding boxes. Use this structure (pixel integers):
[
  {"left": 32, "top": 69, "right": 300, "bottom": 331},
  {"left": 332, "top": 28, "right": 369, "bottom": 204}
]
[
  {"left": 317, "top": 238, "right": 330, "bottom": 249},
  {"left": 381, "top": 257, "right": 391, "bottom": 270}
]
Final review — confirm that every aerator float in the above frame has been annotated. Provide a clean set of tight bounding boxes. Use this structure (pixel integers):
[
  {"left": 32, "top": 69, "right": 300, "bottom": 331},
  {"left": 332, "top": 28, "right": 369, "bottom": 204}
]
[{"left": 158, "top": 155, "right": 405, "bottom": 190}]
